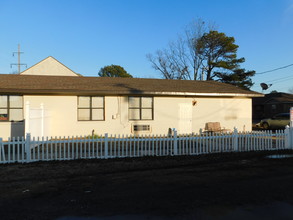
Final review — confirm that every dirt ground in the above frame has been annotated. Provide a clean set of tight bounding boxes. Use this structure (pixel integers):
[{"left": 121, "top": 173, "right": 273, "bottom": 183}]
[{"left": 1, "top": 151, "right": 293, "bottom": 220}]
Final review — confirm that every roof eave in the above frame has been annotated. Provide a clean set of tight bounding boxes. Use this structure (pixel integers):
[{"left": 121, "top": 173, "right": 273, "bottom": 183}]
[{"left": 0, "top": 89, "right": 264, "bottom": 97}]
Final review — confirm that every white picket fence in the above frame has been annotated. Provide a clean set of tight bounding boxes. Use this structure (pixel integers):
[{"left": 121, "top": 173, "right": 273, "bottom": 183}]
[{"left": 1, "top": 127, "right": 293, "bottom": 164}]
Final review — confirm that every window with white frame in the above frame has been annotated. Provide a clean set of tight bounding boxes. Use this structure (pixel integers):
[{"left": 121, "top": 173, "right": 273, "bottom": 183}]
[
  {"left": 78, "top": 96, "right": 104, "bottom": 121},
  {"left": 128, "top": 96, "right": 153, "bottom": 120},
  {"left": 0, "top": 95, "right": 23, "bottom": 121}
]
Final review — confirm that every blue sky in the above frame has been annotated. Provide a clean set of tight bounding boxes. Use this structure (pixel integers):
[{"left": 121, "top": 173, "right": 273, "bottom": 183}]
[{"left": 0, "top": 0, "right": 292, "bottom": 93}]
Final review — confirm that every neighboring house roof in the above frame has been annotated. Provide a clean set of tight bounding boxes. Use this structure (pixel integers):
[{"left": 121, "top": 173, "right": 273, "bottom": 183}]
[
  {"left": 20, "top": 56, "right": 80, "bottom": 77},
  {"left": 253, "top": 92, "right": 293, "bottom": 105},
  {"left": 0, "top": 74, "right": 263, "bottom": 97}
]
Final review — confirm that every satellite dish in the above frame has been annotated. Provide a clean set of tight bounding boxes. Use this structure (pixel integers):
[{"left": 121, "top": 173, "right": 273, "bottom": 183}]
[
  {"left": 260, "top": 83, "right": 272, "bottom": 91},
  {"left": 260, "top": 83, "right": 269, "bottom": 90}
]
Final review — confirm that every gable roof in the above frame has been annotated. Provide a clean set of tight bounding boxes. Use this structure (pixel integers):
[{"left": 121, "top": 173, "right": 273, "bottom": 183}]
[
  {"left": 20, "top": 56, "right": 80, "bottom": 77},
  {"left": 253, "top": 92, "right": 293, "bottom": 105},
  {"left": 0, "top": 74, "right": 263, "bottom": 97}
]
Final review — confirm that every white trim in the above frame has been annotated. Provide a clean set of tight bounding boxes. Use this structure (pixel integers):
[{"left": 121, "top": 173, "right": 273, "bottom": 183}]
[{"left": 150, "top": 92, "right": 264, "bottom": 97}]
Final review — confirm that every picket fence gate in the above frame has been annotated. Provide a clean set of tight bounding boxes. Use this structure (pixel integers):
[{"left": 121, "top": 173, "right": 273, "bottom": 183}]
[{"left": 1, "top": 127, "right": 293, "bottom": 164}]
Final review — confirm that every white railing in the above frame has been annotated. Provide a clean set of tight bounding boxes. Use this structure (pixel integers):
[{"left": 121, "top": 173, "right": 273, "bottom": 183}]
[{"left": 1, "top": 127, "right": 293, "bottom": 164}]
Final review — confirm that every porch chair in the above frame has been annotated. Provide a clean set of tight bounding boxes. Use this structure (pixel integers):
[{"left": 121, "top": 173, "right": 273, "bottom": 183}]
[{"left": 204, "top": 122, "right": 231, "bottom": 133}]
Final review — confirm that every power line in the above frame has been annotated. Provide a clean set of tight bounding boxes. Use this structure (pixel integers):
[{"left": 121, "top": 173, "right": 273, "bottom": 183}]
[
  {"left": 270, "top": 77, "right": 293, "bottom": 85},
  {"left": 267, "top": 75, "right": 293, "bottom": 83},
  {"left": 256, "top": 63, "right": 293, "bottom": 75}
]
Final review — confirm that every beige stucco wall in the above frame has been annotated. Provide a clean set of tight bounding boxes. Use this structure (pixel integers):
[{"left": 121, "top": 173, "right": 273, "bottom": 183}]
[
  {"left": 0, "top": 95, "right": 252, "bottom": 140},
  {"left": 151, "top": 97, "right": 251, "bottom": 134},
  {"left": 190, "top": 97, "right": 251, "bottom": 132}
]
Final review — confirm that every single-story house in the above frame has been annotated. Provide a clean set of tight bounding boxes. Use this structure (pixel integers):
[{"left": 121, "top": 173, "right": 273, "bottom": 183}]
[
  {"left": 0, "top": 57, "right": 263, "bottom": 140},
  {"left": 253, "top": 92, "right": 293, "bottom": 120}
]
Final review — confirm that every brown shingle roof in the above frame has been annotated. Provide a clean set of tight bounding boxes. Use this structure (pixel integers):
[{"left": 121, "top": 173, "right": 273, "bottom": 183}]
[
  {"left": 253, "top": 92, "right": 293, "bottom": 105},
  {"left": 0, "top": 74, "right": 263, "bottom": 97}
]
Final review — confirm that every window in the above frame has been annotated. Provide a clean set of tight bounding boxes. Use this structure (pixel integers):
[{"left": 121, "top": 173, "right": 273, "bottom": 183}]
[
  {"left": 78, "top": 96, "right": 104, "bottom": 121},
  {"left": 0, "top": 95, "right": 23, "bottom": 121},
  {"left": 129, "top": 97, "right": 153, "bottom": 120}
]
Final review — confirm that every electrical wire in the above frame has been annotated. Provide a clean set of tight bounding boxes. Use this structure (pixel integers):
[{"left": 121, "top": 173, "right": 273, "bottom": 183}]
[
  {"left": 256, "top": 63, "right": 293, "bottom": 74},
  {"left": 266, "top": 75, "right": 293, "bottom": 83},
  {"left": 254, "top": 74, "right": 293, "bottom": 91},
  {"left": 270, "top": 77, "right": 293, "bottom": 85}
]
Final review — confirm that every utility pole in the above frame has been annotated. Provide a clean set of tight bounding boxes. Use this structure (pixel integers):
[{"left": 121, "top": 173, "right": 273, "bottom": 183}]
[{"left": 11, "top": 44, "right": 27, "bottom": 74}]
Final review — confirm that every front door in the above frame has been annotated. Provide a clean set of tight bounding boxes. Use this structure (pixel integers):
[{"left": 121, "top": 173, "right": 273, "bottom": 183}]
[{"left": 179, "top": 103, "right": 192, "bottom": 134}]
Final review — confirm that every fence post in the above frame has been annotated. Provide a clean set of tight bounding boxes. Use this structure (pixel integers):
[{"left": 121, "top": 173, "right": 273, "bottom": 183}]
[
  {"left": 173, "top": 129, "right": 178, "bottom": 156},
  {"left": 289, "top": 127, "right": 293, "bottom": 150},
  {"left": 233, "top": 127, "right": 238, "bottom": 152},
  {"left": 289, "top": 127, "right": 293, "bottom": 149},
  {"left": 284, "top": 126, "right": 289, "bottom": 149},
  {"left": 104, "top": 133, "right": 108, "bottom": 159},
  {"left": 0, "top": 137, "right": 5, "bottom": 162},
  {"left": 25, "top": 133, "right": 31, "bottom": 163}
]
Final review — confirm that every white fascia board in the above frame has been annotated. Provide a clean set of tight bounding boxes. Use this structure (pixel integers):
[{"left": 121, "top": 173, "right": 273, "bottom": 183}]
[{"left": 150, "top": 92, "right": 264, "bottom": 97}]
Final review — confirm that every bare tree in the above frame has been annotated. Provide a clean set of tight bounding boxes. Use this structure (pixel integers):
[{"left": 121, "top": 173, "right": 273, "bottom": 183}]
[
  {"left": 147, "top": 19, "right": 215, "bottom": 80},
  {"left": 147, "top": 36, "right": 190, "bottom": 80},
  {"left": 147, "top": 19, "right": 255, "bottom": 89},
  {"left": 185, "top": 18, "right": 216, "bottom": 80},
  {"left": 289, "top": 87, "right": 293, "bottom": 94}
]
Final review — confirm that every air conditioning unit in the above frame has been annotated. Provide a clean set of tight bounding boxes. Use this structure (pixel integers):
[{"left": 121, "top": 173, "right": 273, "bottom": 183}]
[{"left": 132, "top": 124, "right": 151, "bottom": 133}]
